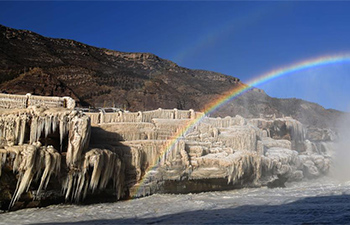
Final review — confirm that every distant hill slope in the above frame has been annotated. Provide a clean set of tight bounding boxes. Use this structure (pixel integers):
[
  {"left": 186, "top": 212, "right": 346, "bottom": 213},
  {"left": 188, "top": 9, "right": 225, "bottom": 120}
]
[{"left": 0, "top": 24, "right": 343, "bottom": 128}]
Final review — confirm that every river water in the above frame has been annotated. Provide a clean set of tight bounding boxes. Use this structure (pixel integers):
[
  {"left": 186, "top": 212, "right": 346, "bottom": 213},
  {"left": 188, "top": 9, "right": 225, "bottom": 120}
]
[{"left": 1, "top": 177, "right": 350, "bottom": 224}]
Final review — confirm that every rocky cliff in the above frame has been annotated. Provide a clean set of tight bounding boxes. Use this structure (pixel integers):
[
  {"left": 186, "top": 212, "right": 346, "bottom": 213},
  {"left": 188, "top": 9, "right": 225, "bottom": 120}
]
[{"left": 0, "top": 24, "right": 343, "bottom": 129}]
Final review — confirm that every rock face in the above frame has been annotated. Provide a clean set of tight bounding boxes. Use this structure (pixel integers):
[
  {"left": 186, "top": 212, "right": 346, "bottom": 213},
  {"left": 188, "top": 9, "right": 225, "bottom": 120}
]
[
  {"left": 0, "top": 24, "right": 342, "bottom": 129},
  {"left": 0, "top": 94, "right": 335, "bottom": 211}
]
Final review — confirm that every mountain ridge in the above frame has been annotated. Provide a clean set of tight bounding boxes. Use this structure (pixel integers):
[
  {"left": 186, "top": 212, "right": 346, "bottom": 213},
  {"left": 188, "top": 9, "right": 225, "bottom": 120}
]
[{"left": 0, "top": 24, "right": 342, "bottom": 128}]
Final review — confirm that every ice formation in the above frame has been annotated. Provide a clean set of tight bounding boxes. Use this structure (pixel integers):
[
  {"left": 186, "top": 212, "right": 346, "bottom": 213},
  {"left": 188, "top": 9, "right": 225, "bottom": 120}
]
[
  {"left": 63, "top": 148, "right": 124, "bottom": 202},
  {"left": 0, "top": 106, "right": 92, "bottom": 207},
  {"left": 90, "top": 110, "right": 334, "bottom": 195},
  {"left": 0, "top": 94, "right": 336, "bottom": 210},
  {"left": 0, "top": 95, "right": 125, "bottom": 209},
  {"left": 6, "top": 143, "right": 61, "bottom": 208}
]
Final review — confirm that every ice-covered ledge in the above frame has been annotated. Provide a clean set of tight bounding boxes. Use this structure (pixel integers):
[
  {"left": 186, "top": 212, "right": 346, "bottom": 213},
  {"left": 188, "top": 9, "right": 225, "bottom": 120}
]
[
  {"left": 0, "top": 93, "right": 336, "bottom": 211},
  {"left": 0, "top": 93, "right": 75, "bottom": 110}
]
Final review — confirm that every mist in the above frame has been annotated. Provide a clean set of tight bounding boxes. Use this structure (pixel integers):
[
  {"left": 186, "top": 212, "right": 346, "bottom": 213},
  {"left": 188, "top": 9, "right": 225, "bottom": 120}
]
[{"left": 330, "top": 110, "right": 350, "bottom": 181}]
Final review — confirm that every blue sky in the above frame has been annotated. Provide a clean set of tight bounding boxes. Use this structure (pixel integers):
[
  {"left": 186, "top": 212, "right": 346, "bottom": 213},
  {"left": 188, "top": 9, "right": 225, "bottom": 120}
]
[{"left": 1, "top": 1, "right": 350, "bottom": 111}]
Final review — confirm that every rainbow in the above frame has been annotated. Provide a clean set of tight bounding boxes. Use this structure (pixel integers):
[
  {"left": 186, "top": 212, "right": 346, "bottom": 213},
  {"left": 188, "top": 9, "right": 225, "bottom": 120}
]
[
  {"left": 173, "top": 5, "right": 277, "bottom": 65},
  {"left": 131, "top": 54, "right": 350, "bottom": 197}
]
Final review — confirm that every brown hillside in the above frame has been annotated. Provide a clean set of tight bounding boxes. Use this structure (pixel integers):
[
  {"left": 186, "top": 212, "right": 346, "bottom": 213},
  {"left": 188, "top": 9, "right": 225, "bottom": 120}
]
[{"left": 0, "top": 24, "right": 343, "bottom": 128}]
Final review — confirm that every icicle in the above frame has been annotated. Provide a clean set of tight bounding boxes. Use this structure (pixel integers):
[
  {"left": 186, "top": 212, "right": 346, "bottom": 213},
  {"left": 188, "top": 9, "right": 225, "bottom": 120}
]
[
  {"left": 37, "top": 146, "right": 61, "bottom": 195},
  {"left": 52, "top": 114, "right": 58, "bottom": 133},
  {"left": 64, "top": 172, "right": 74, "bottom": 201},
  {"left": 9, "top": 144, "right": 38, "bottom": 208},
  {"left": 29, "top": 116, "right": 38, "bottom": 144},
  {"left": 99, "top": 150, "right": 112, "bottom": 189},
  {"left": 6, "top": 145, "right": 22, "bottom": 173},
  {"left": 36, "top": 117, "right": 45, "bottom": 142},
  {"left": 88, "top": 149, "right": 103, "bottom": 192},
  {"left": 14, "top": 116, "right": 20, "bottom": 145},
  {"left": 59, "top": 116, "right": 66, "bottom": 149},
  {"left": 74, "top": 171, "right": 87, "bottom": 202},
  {"left": 18, "top": 115, "right": 26, "bottom": 145},
  {"left": 62, "top": 148, "right": 124, "bottom": 202},
  {"left": 44, "top": 115, "right": 52, "bottom": 138},
  {"left": 66, "top": 115, "right": 90, "bottom": 168}
]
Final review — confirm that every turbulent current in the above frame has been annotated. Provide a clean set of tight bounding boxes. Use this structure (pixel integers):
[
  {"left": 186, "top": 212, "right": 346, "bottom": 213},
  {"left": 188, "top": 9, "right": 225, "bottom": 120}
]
[{"left": 1, "top": 177, "right": 350, "bottom": 224}]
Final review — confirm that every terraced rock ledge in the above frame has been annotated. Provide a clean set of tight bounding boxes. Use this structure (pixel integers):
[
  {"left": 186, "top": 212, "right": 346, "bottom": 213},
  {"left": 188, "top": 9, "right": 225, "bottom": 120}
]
[{"left": 0, "top": 94, "right": 335, "bottom": 210}]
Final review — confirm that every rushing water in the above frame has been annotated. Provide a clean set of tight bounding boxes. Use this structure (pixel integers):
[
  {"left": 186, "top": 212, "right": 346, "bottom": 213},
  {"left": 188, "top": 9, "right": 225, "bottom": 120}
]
[{"left": 1, "top": 177, "right": 350, "bottom": 224}]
